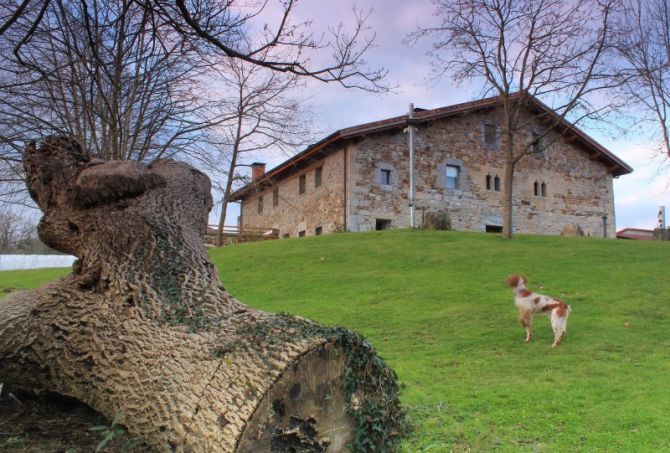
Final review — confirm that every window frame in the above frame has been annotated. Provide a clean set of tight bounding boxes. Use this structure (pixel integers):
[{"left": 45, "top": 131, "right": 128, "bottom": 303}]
[
  {"left": 445, "top": 164, "right": 460, "bottom": 190},
  {"left": 380, "top": 168, "right": 392, "bottom": 185},
  {"left": 298, "top": 174, "right": 306, "bottom": 195},
  {"left": 531, "top": 130, "right": 546, "bottom": 156},
  {"left": 483, "top": 123, "right": 498, "bottom": 147},
  {"left": 315, "top": 166, "right": 323, "bottom": 188}
]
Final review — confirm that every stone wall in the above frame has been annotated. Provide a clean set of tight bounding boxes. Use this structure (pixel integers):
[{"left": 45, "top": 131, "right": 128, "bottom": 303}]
[
  {"left": 240, "top": 146, "right": 348, "bottom": 237},
  {"left": 347, "top": 108, "right": 617, "bottom": 237}
]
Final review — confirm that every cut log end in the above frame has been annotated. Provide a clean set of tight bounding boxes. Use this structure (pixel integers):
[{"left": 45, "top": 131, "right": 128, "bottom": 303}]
[
  {"left": 238, "top": 342, "right": 354, "bottom": 452},
  {"left": 237, "top": 316, "right": 406, "bottom": 453}
]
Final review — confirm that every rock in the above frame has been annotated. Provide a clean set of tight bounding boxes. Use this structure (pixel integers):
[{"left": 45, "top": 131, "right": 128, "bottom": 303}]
[
  {"left": 423, "top": 209, "right": 452, "bottom": 230},
  {"left": 561, "top": 222, "right": 584, "bottom": 237}
]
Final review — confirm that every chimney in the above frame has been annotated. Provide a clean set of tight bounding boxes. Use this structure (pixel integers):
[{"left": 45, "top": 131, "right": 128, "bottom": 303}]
[
  {"left": 251, "top": 162, "right": 266, "bottom": 182},
  {"left": 658, "top": 206, "right": 666, "bottom": 229}
]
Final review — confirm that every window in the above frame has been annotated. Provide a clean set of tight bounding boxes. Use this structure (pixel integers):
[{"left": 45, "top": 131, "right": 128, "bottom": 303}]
[
  {"left": 486, "top": 174, "right": 492, "bottom": 190},
  {"left": 445, "top": 165, "right": 460, "bottom": 190},
  {"left": 272, "top": 187, "right": 279, "bottom": 207},
  {"left": 283, "top": 233, "right": 290, "bottom": 239},
  {"left": 257, "top": 196, "right": 263, "bottom": 214},
  {"left": 534, "top": 181, "right": 539, "bottom": 197},
  {"left": 484, "top": 123, "right": 497, "bottom": 145},
  {"left": 315, "top": 226, "right": 323, "bottom": 236},
  {"left": 298, "top": 230, "right": 306, "bottom": 237},
  {"left": 376, "top": 219, "right": 391, "bottom": 230},
  {"left": 299, "top": 174, "right": 306, "bottom": 195},
  {"left": 380, "top": 168, "right": 392, "bottom": 185},
  {"left": 541, "top": 182, "right": 547, "bottom": 197},
  {"left": 531, "top": 131, "right": 545, "bottom": 155},
  {"left": 486, "top": 225, "right": 503, "bottom": 233},
  {"left": 494, "top": 176, "right": 501, "bottom": 192},
  {"left": 315, "top": 166, "right": 323, "bottom": 188}
]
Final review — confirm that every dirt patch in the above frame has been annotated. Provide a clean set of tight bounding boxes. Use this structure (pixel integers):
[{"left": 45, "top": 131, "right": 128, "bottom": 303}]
[{"left": 0, "top": 388, "right": 150, "bottom": 452}]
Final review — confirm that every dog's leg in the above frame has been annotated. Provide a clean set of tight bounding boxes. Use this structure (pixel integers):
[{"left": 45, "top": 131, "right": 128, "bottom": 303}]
[
  {"left": 519, "top": 310, "right": 533, "bottom": 342},
  {"left": 551, "top": 311, "right": 567, "bottom": 347}
]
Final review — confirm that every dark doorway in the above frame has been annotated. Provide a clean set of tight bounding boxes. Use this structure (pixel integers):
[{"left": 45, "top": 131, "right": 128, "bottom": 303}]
[
  {"left": 486, "top": 225, "right": 503, "bottom": 233},
  {"left": 376, "top": 219, "right": 392, "bottom": 231}
]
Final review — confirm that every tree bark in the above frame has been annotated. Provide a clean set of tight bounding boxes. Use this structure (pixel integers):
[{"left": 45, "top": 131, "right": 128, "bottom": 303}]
[
  {"left": 0, "top": 137, "right": 404, "bottom": 452},
  {"left": 502, "top": 120, "right": 516, "bottom": 240}
]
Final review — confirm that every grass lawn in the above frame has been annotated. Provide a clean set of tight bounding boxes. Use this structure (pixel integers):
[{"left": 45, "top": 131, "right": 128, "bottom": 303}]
[
  {"left": 0, "top": 267, "right": 70, "bottom": 295},
  {"left": 2, "top": 230, "right": 670, "bottom": 451}
]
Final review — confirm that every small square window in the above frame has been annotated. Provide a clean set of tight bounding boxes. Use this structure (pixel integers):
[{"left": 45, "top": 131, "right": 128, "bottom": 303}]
[
  {"left": 380, "top": 168, "right": 392, "bottom": 185},
  {"left": 272, "top": 187, "right": 279, "bottom": 207},
  {"left": 257, "top": 196, "right": 263, "bottom": 214},
  {"left": 298, "top": 230, "right": 306, "bottom": 237},
  {"left": 315, "top": 166, "right": 323, "bottom": 188},
  {"left": 446, "top": 165, "right": 460, "bottom": 190},
  {"left": 531, "top": 131, "right": 545, "bottom": 155},
  {"left": 315, "top": 226, "right": 322, "bottom": 236},
  {"left": 299, "top": 174, "right": 306, "bottom": 195},
  {"left": 484, "top": 123, "right": 497, "bottom": 145},
  {"left": 376, "top": 219, "right": 391, "bottom": 230}
]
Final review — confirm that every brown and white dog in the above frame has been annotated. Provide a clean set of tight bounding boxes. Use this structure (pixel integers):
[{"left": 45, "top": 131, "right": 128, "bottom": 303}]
[{"left": 504, "top": 275, "right": 571, "bottom": 347}]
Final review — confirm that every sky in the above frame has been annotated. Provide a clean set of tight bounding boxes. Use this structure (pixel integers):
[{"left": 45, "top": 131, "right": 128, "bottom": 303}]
[{"left": 217, "top": 0, "right": 670, "bottom": 232}]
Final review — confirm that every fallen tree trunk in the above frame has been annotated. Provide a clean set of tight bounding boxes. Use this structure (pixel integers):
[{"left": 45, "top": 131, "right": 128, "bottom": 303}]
[{"left": 0, "top": 137, "right": 405, "bottom": 452}]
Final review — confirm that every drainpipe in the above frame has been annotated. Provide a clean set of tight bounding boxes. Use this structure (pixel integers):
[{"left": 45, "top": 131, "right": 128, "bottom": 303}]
[
  {"left": 602, "top": 214, "right": 608, "bottom": 238},
  {"left": 408, "top": 103, "right": 416, "bottom": 228},
  {"left": 343, "top": 146, "right": 348, "bottom": 231}
]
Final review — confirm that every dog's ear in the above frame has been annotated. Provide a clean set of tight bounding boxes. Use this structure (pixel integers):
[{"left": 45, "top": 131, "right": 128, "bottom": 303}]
[{"left": 504, "top": 275, "right": 520, "bottom": 288}]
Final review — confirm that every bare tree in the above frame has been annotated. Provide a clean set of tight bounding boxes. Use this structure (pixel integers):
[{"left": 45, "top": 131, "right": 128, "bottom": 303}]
[
  {"left": 614, "top": 0, "right": 670, "bottom": 159},
  {"left": 0, "top": 0, "right": 388, "bottom": 88},
  {"left": 0, "top": 0, "right": 232, "bottom": 159},
  {"left": 0, "top": 0, "right": 386, "bottom": 208},
  {"left": 412, "top": 0, "right": 619, "bottom": 238},
  {"left": 0, "top": 0, "right": 239, "bottom": 208},
  {"left": 212, "top": 57, "right": 317, "bottom": 246},
  {"left": 0, "top": 204, "right": 34, "bottom": 251}
]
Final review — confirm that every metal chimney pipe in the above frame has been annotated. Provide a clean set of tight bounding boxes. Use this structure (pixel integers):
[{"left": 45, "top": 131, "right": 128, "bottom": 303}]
[{"left": 658, "top": 206, "right": 666, "bottom": 229}]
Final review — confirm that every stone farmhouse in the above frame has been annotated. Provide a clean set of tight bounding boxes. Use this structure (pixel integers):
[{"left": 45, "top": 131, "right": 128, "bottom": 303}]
[{"left": 229, "top": 94, "right": 632, "bottom": 238}]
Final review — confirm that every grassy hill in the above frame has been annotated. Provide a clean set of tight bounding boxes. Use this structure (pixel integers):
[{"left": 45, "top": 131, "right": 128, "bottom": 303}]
[{"left": 2, "top": 230, "right": 670, "bottom": 451}]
